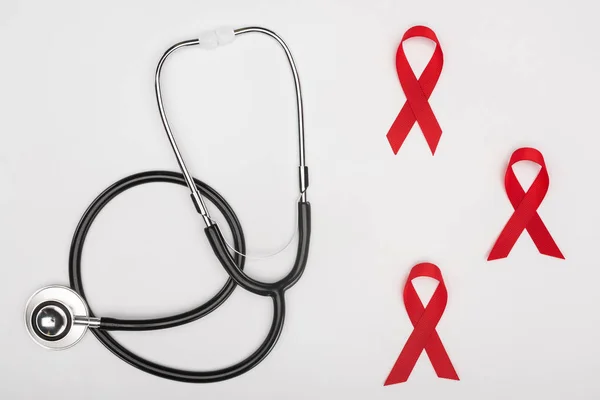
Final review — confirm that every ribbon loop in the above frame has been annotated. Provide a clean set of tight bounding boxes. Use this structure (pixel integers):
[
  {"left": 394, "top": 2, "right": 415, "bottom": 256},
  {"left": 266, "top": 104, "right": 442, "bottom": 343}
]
[
  {"left": 488, "top": 147, "right": 564, "bottom": 261},
  {"left": 385, "top": 263, "right": 459, "bottom": 385},
  {"left": 387, "top": 26, "right": 444, "bottom": 155}
]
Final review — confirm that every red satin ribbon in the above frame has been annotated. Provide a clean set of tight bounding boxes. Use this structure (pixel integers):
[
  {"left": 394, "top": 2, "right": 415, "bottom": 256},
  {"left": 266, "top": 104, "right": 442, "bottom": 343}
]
[
  {"left": 488, "top": 147, "right": 564, "bottom": 261},
  {"left": 386, "top": 26, "right": 444, "bottom": 155},
  {"left": 385, "top": 263, "right": 459, "bottom": 385}
]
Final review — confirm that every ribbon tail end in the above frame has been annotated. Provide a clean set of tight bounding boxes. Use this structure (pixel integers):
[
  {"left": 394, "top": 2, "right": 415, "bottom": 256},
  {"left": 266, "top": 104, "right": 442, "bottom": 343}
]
[
  {"left": 425, "top": 130, "right": 441, "bottom": 156},
  {"left": 440, "top": 371, "right": 460, "bottom": 381},
  {"left": 551, "top": 252, "right": 565, "bottom": 260},
  {"left": 438, "top": 376, "right": 460, "bottom": 381},
  {"left": 436, "top": 368, "right": 460, "bottom": 381},
  {"left": 540, "top": 247, "right": 565, "bottom": 260},
  {"left": 386, "top": 137, "right": 400, "bottom": 155},
  {"left": 384, "top": 376, "right": 406, "bottom": 386},
  {"left": 428, "top": 142, "right": 439, "bottom": 156},
  {"left": 444, "top": 376, "right": 460, "bottom": 381}
]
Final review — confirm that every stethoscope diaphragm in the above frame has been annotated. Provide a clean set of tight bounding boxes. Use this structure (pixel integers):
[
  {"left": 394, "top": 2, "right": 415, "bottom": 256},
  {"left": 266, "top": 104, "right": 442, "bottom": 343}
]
[{"left": 25, "top": 285, "right": 95, "bottom": 350}]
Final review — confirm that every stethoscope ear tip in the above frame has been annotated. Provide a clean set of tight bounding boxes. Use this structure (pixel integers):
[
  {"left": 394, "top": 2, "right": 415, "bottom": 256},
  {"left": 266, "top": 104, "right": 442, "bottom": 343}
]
[{"left": 25, "top": 285, "right": 90, "bottom": 350}]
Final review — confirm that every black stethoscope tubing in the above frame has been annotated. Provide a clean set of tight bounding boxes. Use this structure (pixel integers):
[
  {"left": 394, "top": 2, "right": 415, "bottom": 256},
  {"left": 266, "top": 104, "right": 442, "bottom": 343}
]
[{"left": 69, "top": 170, "right": 311, "bottom": 382}]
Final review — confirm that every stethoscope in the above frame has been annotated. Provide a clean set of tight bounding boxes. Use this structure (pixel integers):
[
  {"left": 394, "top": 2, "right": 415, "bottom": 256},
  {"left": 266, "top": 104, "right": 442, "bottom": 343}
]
[{"left": 24, "top": 26, "right": 311, "bottom": 383}]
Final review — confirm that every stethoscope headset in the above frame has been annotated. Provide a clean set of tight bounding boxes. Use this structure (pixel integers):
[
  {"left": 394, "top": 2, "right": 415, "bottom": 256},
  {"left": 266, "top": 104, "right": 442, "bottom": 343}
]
[{"left": 24, "top": 26, "right": 311, "bottom": 383}]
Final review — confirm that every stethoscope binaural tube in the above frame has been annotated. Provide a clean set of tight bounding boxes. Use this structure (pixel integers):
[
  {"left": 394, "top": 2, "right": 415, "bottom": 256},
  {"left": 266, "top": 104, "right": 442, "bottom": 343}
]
[
  {"left": 192, "top": 27, "right": 312, "bottom": 299},
  {"left": 155, "top": 26, "right": 309, "bottom": 224}
]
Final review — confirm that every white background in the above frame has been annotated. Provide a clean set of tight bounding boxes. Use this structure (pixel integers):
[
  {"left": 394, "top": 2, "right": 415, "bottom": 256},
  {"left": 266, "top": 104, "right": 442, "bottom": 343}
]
[{"left": 1, "top": 0, "right": 599, "bottom": 399}]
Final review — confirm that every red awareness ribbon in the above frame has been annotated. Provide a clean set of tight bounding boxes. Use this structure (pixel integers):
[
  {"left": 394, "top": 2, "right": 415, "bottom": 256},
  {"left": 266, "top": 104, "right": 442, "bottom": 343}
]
[
  {"left": 488, "top": 147, "right": 565, "bottom": 261},
  {"left": 386, "top": 26, "right": 444, "bottom": 155},
  {"left": 385, "top": 263, "right": 459, "bottom": 385}
]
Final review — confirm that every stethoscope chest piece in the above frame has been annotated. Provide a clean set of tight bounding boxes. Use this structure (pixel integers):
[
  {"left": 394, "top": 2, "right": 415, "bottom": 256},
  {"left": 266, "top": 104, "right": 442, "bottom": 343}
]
[{"left": 25, "top": 285, "right": 94, "bottom": 350}]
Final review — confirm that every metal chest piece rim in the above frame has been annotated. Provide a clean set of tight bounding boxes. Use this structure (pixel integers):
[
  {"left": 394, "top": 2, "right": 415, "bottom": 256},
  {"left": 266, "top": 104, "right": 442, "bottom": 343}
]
[{"left": 25, "top": 285, "right": 91, "bottom": 350}]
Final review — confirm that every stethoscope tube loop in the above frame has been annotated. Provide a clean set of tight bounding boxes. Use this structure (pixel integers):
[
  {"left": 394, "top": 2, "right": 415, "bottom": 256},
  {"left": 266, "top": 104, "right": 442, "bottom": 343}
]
[
  {"left": 97, "top": 291, "right": 287, "bottom": 383},
  {"left": 205, "top": 201, "right": 311, "bottom": 296},
  {"left": 69, "top": 171, "right": 247, "bottom": 332},
  {"left": 65, "top": 170, "right": 309, "bottom": 382}
]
